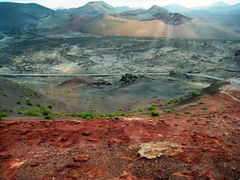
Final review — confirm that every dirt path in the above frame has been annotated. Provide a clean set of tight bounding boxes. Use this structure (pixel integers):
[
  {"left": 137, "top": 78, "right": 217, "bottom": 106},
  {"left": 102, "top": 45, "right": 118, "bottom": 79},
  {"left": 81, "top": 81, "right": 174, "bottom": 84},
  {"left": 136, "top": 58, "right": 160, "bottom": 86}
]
[{"left": 0, "top": 92, "right": 240, "bottom": 179}]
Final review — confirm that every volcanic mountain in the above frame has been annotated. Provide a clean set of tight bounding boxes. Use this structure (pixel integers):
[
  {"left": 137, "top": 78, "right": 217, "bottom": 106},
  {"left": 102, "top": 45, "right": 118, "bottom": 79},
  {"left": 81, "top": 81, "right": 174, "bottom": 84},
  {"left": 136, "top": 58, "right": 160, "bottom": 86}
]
[
  {"left": 69, "top": 5, "right": 240, "bottom": 39},
  {"left": 1, "top": 1, "right": 240, "bottom": 39},
  {"left": 0, "top": 2, "right": 53, "bottom": 32}
]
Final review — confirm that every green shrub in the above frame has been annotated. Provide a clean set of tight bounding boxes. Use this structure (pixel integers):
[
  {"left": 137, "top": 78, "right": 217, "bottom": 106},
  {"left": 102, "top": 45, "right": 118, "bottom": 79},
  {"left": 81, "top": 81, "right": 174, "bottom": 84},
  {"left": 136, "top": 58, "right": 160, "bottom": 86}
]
[
  {"left": 151, "top": 111, "right": 160, "bottom": 116},
  {"left": 191, "top": 91, "right": 202, "bottom": 97},
  {"left": 0, "top": 112, "right": 7, "bottom": 119},
  {"left": 44, "top": 114, "right": 54, "bottom": 120},
  {"left": 23, "top": 110, "right": 41, "bottom": 116},
  {"left": 148, "top": 105, "right": 157, "bottom": 111}
]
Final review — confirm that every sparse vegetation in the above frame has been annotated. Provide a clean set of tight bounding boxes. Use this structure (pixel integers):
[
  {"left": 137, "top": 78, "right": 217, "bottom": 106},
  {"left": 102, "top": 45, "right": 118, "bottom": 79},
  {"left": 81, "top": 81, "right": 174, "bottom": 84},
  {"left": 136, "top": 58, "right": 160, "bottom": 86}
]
[
  {"left": 190, "top": 104, "right": 199, "bottom": 107},
  {"left": 165, "top": 108, "right": 176, "bottom": 113},
  {"left": 168, "top": 96, "right": 186, "bottom": 104},
  {"left": 68, "top": 111, "right": 126, "bottom": 120},
  {"left": 18, "top": 107, "right": 55, "bottom": 119}
]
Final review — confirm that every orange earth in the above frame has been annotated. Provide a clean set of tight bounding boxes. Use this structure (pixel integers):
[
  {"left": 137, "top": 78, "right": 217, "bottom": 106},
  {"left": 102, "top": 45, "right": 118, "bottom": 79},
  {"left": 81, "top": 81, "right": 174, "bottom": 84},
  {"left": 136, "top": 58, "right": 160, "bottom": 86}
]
[{"left": 0, "top": 91, "right": 240, "bottom": 179}]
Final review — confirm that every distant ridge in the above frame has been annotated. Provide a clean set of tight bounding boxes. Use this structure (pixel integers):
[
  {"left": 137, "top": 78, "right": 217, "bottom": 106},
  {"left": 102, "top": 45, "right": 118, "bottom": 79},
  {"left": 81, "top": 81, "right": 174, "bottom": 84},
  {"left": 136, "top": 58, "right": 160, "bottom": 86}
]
[
  {"left": 0, "top": 1, "right": 240, "bottom": 39},
  {"left": 163, "top": 4, "right": 189, "bottom": 13}
]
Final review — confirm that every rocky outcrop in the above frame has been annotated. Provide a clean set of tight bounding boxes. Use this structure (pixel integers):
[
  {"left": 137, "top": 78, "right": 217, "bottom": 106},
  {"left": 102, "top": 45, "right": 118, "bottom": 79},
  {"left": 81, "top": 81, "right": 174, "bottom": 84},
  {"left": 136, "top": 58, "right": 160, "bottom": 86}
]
[
  {"left": 234, "top": 49, "right": 240, "bottom": 65},
  {"left": 119, "top": 74, "right": 148, "bottom": 85},
  {"left": 88, "top": 80, "right": 111, "bottom": 88},
  {"left": 138, "top": 141, "right": 183, "bottom": 159}
]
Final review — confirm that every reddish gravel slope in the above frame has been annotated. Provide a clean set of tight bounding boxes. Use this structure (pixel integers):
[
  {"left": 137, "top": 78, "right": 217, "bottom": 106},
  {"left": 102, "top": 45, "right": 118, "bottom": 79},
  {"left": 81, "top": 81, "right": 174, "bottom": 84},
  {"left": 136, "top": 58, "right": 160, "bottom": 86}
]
[{"left": 0, "top": 92, "right": 240, "bottom": 179}]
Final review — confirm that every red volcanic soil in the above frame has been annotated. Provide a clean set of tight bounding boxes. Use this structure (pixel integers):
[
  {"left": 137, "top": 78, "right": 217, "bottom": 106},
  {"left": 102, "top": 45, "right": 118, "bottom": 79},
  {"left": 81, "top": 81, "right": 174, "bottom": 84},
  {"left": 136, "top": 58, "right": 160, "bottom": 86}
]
[{"left": 0, "top": 92, "right": 240, "bottom": 179}]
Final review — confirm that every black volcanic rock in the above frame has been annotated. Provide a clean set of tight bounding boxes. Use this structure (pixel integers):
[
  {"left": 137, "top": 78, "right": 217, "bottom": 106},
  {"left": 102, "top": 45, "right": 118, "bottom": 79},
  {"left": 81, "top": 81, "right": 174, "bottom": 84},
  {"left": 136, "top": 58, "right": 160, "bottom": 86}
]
[
  {"left": 235, "top": 49, "right": 240, "bottom": 65},
  {"left": 88, "top": 80, "right": 111, "bottom": 88},
  {"left": 234, "top": 49, "right": 240, "bottom": 56},
  {"left": 120, "top": 74, "right": 146, "bottom": 84}
]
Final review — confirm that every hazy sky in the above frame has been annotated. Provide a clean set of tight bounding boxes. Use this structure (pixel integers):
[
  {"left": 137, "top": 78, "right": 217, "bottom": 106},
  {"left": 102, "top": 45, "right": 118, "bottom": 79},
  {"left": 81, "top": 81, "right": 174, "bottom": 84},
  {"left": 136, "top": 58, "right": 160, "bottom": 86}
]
[{"left": 1, "top": 0, "right": 240, "bottom": 9}]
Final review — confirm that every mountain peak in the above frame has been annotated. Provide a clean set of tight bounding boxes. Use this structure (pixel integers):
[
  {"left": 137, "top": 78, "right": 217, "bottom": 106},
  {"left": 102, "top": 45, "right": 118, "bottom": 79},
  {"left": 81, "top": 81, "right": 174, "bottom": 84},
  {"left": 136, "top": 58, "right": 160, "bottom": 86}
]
[
  {"left": 148, "top": 5, "right": 168, "bottom": 14},
  {"left": 209, "top": 1, "right": 229, "bottom": 7},
  {"left": 71, "top": 1, "right": 115, "bottom": 16},
  {"left": 85, "top": 1, "right": 114, "bottom": 9}
]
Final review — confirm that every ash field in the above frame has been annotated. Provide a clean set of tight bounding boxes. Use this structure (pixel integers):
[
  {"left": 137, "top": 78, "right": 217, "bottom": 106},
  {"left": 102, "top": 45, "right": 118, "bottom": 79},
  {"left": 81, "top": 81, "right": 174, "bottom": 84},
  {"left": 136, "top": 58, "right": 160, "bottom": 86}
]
[{"left": 0, "top": 36, "right": 240, "bottom": 113}]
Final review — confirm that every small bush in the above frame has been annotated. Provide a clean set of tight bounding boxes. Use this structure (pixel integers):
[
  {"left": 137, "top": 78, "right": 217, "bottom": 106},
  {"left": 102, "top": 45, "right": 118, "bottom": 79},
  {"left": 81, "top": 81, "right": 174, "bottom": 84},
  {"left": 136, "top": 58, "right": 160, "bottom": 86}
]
[
  {"left": 184, "top": 111, "right": 192, "bottom": 115},
  {"left": 191, "top": 91, "right": 202, "bottom": 97},
  {"left": 44, "top": 114, "right": 54, "bottom": 120},
  {"left": 148, "top": 105, "right": 157, "bottom": 111},
  {"left": 151, "top": 111, "right": 160, "bottom": 116},
  {"left": 0, "top": 112, "right": 7, "bottom": 118}
]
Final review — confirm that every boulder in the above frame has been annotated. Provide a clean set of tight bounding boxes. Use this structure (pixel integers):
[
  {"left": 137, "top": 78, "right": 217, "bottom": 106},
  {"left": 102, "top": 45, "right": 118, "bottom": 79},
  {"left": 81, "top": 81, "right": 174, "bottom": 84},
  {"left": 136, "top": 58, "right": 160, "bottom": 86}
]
[
  {"left": 138, "top": 141, "right": 183, "bottom": 159},
  {"left": 120, "top": 74, "right": 139, "bottom": 84}
]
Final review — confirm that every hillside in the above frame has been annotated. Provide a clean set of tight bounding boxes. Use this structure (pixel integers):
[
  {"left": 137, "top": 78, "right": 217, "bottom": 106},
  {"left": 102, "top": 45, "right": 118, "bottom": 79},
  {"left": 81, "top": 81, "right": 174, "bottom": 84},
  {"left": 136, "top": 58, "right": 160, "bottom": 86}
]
[
  {"left": 0, "top": 2, "right": 53, "bottom": 32},
  {"left": 70, "top": 15, "right": 240, "bottom": 39},
  {"left": 1, "top": 83, "right": 240, "bottom": 179},
  {"left": 113, "top": 5, "right": 192, "bottom": 25},
  {"left": 168, "top": 2, "right": 240, "bottom": 33}
]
